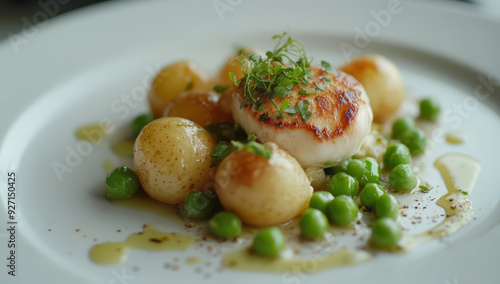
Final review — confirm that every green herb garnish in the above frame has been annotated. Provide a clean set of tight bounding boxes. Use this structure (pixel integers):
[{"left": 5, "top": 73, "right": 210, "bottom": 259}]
[
  {"left": 321, "top": 60, "right": 333, "bottom": 73},
  {"left": 233, "top": 32, "right": 315, "bottom": 121},
  {"left": 323, "top": 77, "right": 333, "bottom": 85},
  {"left": 296, "top": 100, "right": 312, "bottom": 122},
  {"left": 213, "top": 85, "right": 229, "bottom": 94},
  {"left": 231, "top": 135, "right": 273, "bottom": 159},
  {"left": 316, "top": 82, "right": 325, "bottom": 91},
  {"left": 210, "top": 135, "right": 272, "bottom": 167},
  {"left": 324, "top": 161, "right": 335, "bottom": 167},
  {"left": 210, "top": 142, "right": 237, "bottom": 167},
  {"left": 419, "top": 185, "right": 431, "bottom": 193}
]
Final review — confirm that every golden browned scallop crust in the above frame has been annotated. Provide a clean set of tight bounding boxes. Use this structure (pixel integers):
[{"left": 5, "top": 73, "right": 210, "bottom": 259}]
[
  {"left": 231, "top": 66, "right": 373, "bottom": 167},
  {"left": 234, "top": 67, "right": 367, "bottom": 142}
]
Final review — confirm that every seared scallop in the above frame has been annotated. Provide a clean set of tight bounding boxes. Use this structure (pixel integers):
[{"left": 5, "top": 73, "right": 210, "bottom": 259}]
[{"left": 231, "top": 66, "right": 373, "bottom": 168}]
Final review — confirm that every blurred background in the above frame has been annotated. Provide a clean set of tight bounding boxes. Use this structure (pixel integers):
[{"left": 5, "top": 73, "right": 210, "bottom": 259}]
[{"left": 0, "top": 0, "right": 499, "bottom": 41}]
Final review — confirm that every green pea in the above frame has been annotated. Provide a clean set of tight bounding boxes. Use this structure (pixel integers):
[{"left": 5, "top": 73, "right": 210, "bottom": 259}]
[
  {"left": 399, "top": 129, "right": 426, "bottom": 155},
  {"left": 346, "top": 157, "right": 380, "bottom": 187},
  {"left": 184, "top": 191, "right": 221, "bottom": 219},
  {"left": 132, "top": 113, "right": 155, "bottom": 137},
  {"left": 392, "top": 117, "right": 416, "bottom": 139},
  {"left": 371, "top": 217, "right": 402, "bottom": 248},
  {"left": 309, "top": 191, "right": 334, "bottom": 215},
  {"left": 345, "top": 159, "right": 364, "bottom": 180},
  {"left": 105, "top": 166, "right": 139, "bottom": 199},
  {"left": 327, "top": 172, "right": 359, "bottom": 197},
  {"left": 327, "top": 195, "right": 359, "bottom": 226},
  {"left": 252, "top": 227, "right": 286, "bottom": 257},
  {"left": 299, "top": 208, "right": 329, "bottom": 239},
  {"left": 324, "top": 157, "right": 352, "bottom": 176},
  {"left": 360, "top": 183, "right": 386, "bottom": 208},
  {"left": 363, "top": 157, "right": 381, "bottom": 184},
  {"left": 390, "top": 164, "right": 417, "bottom": 191},
  {"left": 375, "top": 194, "right": 400, "bottom": 219},
  {"left": 383, "top": 143, "right": 412, "bottom": 170},
  {"left": 419, "top": 98, "right": 440, "bottom": 121},
  {"left": 209, "top": 212, "right": 242, "bottom": 239}
]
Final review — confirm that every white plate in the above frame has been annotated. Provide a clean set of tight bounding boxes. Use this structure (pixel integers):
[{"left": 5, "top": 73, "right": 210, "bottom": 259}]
[{"left": 1, "top": 0, "right": 500, "bottom": 283}]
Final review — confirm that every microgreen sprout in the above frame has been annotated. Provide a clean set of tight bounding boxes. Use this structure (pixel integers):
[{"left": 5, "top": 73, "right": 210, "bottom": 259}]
[
  {"left": 231, "top": 32, "right": 332, "bottom": 122},
  {"left": 210, "top": 135, "right": 272, "bottom": 167}
]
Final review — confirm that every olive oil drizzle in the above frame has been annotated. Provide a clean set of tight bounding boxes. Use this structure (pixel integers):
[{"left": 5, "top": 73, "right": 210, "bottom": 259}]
[
  {"left": 75, "top": 123, "right": 107, "bottom": 142},
  {"left": 222, "top": 247, "right": 372, "bottom": 272},
  {"left": 401, "top": 153, "right": 480, "bottom": 250},
  {"left": 89, "top": 224, "right": 193, "bottom": 265}
]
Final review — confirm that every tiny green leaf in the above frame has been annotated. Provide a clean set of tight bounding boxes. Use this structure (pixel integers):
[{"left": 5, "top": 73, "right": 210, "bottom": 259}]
[
  {"left": 280, "top": 99, "right": 290, "bottom": 111},
  {"left": 324, "top": 161, "right": 335, "bottom": 167},
  {"left": 296, "top": 100, "right": 312, "bottom": 122},
  {"left": 283, "top": 106, "right": 297, "bottom": 115},
  {"left": 230, "top": 136, "right": 272, "bottom": 160},
  {"left": 298, "top": 89, "right": 308, "bottom": 95},
  {"left": 316, "top": 82, "right": 325, "bottom": 91},
  {"left": 210, "top": 142, "right": 237, "bottom": 167},
  {"left": 213, "top": 85, "right": 229, "bottom": 93},
  {"left": 229, "top": 72, "right": 237, "bottom": 85},
  {"left": 321, "top": 60, "right": 333, "bottom": 73}
]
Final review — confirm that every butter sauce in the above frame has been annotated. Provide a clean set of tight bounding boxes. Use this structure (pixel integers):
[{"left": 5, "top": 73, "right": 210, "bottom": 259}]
[
  {"left": 102, "top": 159, "right": 117, "bottom": 174},
  {"left": 222, "top": 248, "right": 371, "bottom": 272},
  {"left": 401, "top": 153, "right": 480, "bottom": 250},
  {"left": 89, "top": 224, "right": 193, "bottom": 264},
  {"left": 91, "top": 154, "right": 480, "bottom": 270},
  {"left": 75, "top": 124, "right": 107, "bottom": 142},
  {"left": 445, "top": 132, "right": 467, "bottom": 144}
]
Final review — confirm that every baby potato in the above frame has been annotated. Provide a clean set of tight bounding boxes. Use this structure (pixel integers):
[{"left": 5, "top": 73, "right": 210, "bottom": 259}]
[
  {"left": 165, "top": 90, "right": 232, "bottom": 127},
  {"left": 218, "top": 48, "right": 254, "bottom": 87},
  {"left": 340, "top": 54, "right": 405, "bottom": 123},
  {"left": 217, "top": 48, "right": 262, "bottom": 114},
  {"left": 148, "top": 60, "right": 210, "bottom": 117},
  {"left": 133, "top": 117, "right": 216, "bottom": 204},
  {"left": 217, "top": 86, "right": 236, "bottom": 115},
  {"left": 215, "top": 143, "right": 313, "bottom": 227}
]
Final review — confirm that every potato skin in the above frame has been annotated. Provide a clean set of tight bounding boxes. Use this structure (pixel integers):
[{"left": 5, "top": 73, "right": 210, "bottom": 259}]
[
  {"left": 165, "top": 90, "right": 232, "bottom": 126},
  {"left": 218, "top": 48, "right": 254, "bottom": 87},
  {"left": 217, "top": 49, "right": 262, "bottom": 114},
  {"left": 148, "top": 60, "right": 210, "bottom": 117},
  {"left": 215, "top": 143, "right": 313, "bottom": 226},
  {"left": 340, "top": 54, "right": 405, "bottom": 123},
  {"left": 133, "top": 117, "right": 216, "bottom": 204}
]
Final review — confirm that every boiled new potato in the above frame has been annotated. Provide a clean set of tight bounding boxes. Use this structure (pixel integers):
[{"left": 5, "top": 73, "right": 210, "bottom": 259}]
[
  {"left": 340, "top": 54, "right": 405, "bottom": 123},
  {"left": 165, "top": 90, "right": 232, "bottom": 127},
  {"left": 215, "top": 143, "right": 312, "bottom": 226},
  {"left": 133, "top": 117, "right": 216, "bottom": 204},
  {"left": 217, "top": 48, "right": 262, "bottom": 114},
  {"left": 218, "top": 48, "right": 255, "bottom": 86},
  {"left": 148, "top": 61, "right": 210, "bottom": 117}
]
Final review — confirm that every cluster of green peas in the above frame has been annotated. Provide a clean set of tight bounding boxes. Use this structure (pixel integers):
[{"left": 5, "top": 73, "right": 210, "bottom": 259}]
[{"left": 103, "top": 98, "right": 439, "bottom": 256}]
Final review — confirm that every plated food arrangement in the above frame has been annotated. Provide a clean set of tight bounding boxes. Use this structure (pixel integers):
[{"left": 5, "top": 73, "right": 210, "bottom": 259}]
[{"left": 89, "top": 32, "right": 480, "bottom": 270}]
